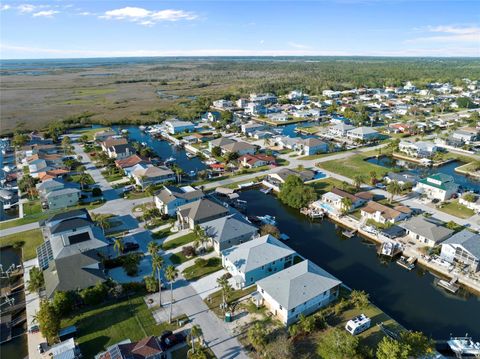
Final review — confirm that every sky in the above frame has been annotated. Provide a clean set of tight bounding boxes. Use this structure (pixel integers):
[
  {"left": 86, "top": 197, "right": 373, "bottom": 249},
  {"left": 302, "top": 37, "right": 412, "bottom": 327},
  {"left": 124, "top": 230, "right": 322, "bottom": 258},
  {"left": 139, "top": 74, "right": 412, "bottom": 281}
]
[{"left": 0, "top": 0, "right": 479, "bottom": 59}]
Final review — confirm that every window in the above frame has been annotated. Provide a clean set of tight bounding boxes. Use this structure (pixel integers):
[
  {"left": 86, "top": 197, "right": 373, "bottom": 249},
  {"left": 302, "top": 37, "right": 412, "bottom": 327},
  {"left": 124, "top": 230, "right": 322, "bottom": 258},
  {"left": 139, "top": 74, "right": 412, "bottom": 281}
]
[
  {"left": 279, "top": 305, "right": 282, "bottom": 310},
  {"left": 261, "top": 289, "right": 264, "bottom": 294}
]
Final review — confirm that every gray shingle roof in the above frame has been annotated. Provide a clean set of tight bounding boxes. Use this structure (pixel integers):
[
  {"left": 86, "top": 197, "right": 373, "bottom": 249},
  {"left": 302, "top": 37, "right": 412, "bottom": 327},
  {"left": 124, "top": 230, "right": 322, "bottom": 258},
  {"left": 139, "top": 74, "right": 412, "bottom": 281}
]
[
  {"left": 50, "top": 218, "right": 91, "bottom": 235},
  {"left": 201, "top": 213, "right": 258, "bottom": 245},
  {"left": 443, "top": 229, "right": 480, "bottom": 259},
  {"left": 178, "top": 198, "right": 229, "bottom": 222},
  {"left": 257, "top": 260, "right": 341, "bottom": 310},
  {"left": 400, "top": 216, "right": 454, "bottom": 243}
]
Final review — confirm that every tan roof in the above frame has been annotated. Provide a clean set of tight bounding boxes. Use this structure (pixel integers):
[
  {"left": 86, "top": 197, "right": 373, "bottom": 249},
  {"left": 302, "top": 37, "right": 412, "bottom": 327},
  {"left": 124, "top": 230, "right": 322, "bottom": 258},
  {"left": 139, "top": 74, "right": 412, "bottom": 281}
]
[
  {"left": 362, "top": 201, "right": 402, "bottom": 220},
  {"left": 332, "top": 188, "right": 360, "bottom": 202},
  {"left": 102, "top": 137, "right": 127, "bottom": 148}
]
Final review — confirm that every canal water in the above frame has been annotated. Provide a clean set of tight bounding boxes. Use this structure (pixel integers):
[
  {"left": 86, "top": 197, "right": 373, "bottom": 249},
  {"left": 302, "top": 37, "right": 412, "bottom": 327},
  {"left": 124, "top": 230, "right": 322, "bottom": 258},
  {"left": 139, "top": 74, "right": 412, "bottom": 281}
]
[
  {"left": 366, "top": 156, "right": 480, "bottom": 192},
  {"left": 0, "top": 247, "right": 28, "bottom": 359},
  {"left": 239, "top": 189, "right": 480, "bottom": 339},
  {"left": 113, "top": 126, "right": 207, "bottom": 174}
]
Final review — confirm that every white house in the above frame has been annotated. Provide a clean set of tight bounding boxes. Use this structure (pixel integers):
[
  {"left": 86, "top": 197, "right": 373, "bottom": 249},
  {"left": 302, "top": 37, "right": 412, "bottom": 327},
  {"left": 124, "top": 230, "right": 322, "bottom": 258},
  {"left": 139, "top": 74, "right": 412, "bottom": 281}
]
[
  {"left": 413, "top": 173, "right": 459, "bottom": 202},
  {"left": 164, "top": 119, "right": 195, "bottom": 135},
  {"left": 256, "top": 260, "right": 342, "bottom": 326},
  {"left": 440, "top": 230, "right": 480, "bottom": 272},
  {"left": 132, "top": 166, "right": 175, "bottom": 188},
  {"left": 452, "top": 128, "right": 479, "bottom": 144},
  {"left": 400, "top": 216, "right": 454, "bottom": 247},
  {"left": 360, "top": 201, "right": 411, "bottom": 224},
  {"left": 459, "top": 192, "right": 480, "bottom": 214},
  {"left": 329, "top": 123, "right": 356, "bottom": 138},
  {"left": 212, "top": 99, "right": 233, "bottom": 109},
  {"left": 221, "top": 235, "right": 295, "bottom": 287},
  {"left": 154, "top": 185, "right": 204, "bottom": 216},
  {"left": 347, "top": 127, "right": 380, "bottom": 142},
  {"left": 398, "top": 141, "right": 438, "bottom": 158},
  {"left": 298, "top": 138, "right": 328, "bottom": 156}
]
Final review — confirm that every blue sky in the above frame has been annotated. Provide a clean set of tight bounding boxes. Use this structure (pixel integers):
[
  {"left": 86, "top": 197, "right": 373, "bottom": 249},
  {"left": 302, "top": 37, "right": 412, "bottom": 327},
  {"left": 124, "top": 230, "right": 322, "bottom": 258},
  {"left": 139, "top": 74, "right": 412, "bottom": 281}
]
[{"left": 0, "top": 0, "right": 479, "bottom": 59}]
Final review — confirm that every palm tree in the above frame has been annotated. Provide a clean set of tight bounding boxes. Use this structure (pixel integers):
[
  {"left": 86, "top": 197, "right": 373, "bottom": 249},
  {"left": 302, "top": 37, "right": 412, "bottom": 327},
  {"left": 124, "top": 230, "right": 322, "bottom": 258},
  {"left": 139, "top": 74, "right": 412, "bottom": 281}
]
[
  {"left": 247, "top": 322, "right": 267, "bottom": 352},
  {"left": 353, "top": 175, "right": 364, "bottom": 190},
  {"left": 147, "top": 241, "right": 160, "bottom": 256},
  {"left": 151, "top": 253, "right": 164, "bottom": 307},
  {"left": 78, "top": 173, "right": 91, "bottom": 190},
  {"left": 92, "top": 213, "right": 111, "bottom": 235},
  {"left": 216, "top": 276, "right": 233, "bottom": 313},
  {"left": 113, "top": 238, "right": 124, "bottom": 256},
  {"left": 189, "top": 324, "right": 203, "bottom": 353},
  {"left": 193, "top": 225, "right": 208, "bottom": 250},
  {"left": 386, "top": 180, "right": 402, "bottom": 203},
  {"left": 340, "top": 197, "right": 353, "bottom": 216},
  {"left": 165, "top": 265, "right": 178, "bottom": 323}
]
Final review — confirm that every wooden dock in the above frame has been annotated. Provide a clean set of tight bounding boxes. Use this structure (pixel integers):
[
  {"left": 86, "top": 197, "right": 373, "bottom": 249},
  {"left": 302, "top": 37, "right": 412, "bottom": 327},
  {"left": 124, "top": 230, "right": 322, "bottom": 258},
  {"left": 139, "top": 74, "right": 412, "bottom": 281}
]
[{"left": 437, "top": 277, "right": 460, "bottom": 293}]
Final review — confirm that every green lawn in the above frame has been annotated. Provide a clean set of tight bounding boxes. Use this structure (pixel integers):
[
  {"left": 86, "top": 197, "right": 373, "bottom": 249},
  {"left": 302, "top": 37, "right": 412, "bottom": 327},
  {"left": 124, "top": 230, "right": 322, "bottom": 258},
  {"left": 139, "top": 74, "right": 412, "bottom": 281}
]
[
  {"left": 72, "top": 126, "right": 111, "bottom": 141},
  {"left": 0, "top": 229, "right": 44, "bottom": 261},
  {"left": 438, "top": 200, "right": 475, "bottom": 219},
  {"left": 169, "top": 251, "right": 195, "bottom": 265},
  {"left": 317, "top": 153, "right": 391, "bottom": 180},
  {"left": 299, "top": 151, "right": 344, "bottom": 160},
  {"left": 205, "top": 286, "right": 257, "bottom": 317},
  {"left": 182, "top": 257, "right": 222, "bottom": 281},
  {"left": 23, "top": 200, "right": 42, "bottom": 216},
  {"left": 61, "top": 294, "right": 185, "bottom": 358},
  {"left": 102, "top": 171, "right": 124, "bottom": 182},
  {"left": 311, "top": 177, "right": 356, "bottom": 196},
  {"left": 162, "top": 233, "right": 197, "bottom": 250}
]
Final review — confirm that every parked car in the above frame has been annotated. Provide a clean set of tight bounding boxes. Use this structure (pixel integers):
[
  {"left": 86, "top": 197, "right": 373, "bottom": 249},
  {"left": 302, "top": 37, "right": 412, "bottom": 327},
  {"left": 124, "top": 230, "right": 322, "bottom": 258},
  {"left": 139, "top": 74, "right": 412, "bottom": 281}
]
[
  {"left": 29, "top": 325, "right": 40, "bottom": 333},
  {"left": 161, "top": 333, "right": 186, "bottom": 350},
  {"left": 37, "top": 343, "right": 45, "bottom": 354},
  {"left": 159, "top": 330, "right": 173, "bottom": 343},
  {"left": 123, "top": 242, "right": 140, "bottom": 253}
]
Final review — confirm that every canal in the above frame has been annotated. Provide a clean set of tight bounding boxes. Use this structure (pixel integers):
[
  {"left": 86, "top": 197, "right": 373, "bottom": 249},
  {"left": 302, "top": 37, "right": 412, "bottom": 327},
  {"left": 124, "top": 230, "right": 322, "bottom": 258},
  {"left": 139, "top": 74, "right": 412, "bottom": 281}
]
[
  {"left": 239, "top": 189, "right": 480, "bottom": 339},
  {"left": 113, "top": 126, "right": 207, "bottom": 174},
  {"left": 366, "top": 156, "right": 480, "bottom": 192}
]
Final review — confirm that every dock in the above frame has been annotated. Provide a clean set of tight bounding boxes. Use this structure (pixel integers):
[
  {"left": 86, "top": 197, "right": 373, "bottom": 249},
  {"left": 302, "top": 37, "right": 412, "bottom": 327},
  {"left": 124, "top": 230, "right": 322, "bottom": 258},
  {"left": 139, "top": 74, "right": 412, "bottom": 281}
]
[
  {"left": 437, "top": 277, "right": 460, "bottom": 294},
  {"left": 342, "top": 229, "right": 357, "bottom": 238},
  {"left": 396, "top": 256, "right": 416, "bottom": 270}
]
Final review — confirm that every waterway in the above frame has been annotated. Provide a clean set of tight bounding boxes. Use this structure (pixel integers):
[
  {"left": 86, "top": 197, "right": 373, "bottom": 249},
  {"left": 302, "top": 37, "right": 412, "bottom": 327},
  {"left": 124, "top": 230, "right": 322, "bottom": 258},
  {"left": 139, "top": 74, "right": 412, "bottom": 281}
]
[
  {"left": 113, "top": 126, "right": 207, "bottom": 174},
  {"left": 366, "top": 156, "right": 480, "bottom": 192},
  {"left": 239, "top": 189, "right": 480, "bottom": 339},
  {"left": 0, "top": 247, "right": 28, "bottom": 359}
]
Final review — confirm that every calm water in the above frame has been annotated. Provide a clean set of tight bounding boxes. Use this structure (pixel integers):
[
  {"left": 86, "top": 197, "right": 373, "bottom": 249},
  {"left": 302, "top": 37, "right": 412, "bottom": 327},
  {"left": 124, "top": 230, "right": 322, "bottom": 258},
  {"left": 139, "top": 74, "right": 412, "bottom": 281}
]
[
  {"left": 366, "top": 156, "right": 480, "bottom": 192},
  {"left": 0, "top": 247, "right": 28, "bottom": 359},
  {"left": 113, "top": 126, "right": 206, "bottom": 174},
  {"left": 239, "top": 190, "right": 480, "bottom": 339}
]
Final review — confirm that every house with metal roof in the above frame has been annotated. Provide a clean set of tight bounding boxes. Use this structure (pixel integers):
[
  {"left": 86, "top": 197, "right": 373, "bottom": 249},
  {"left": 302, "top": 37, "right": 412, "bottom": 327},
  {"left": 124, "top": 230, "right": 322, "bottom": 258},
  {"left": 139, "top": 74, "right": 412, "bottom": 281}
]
[
  {"left": 256, "top": 260, "right": 342, "bottom": 325},
  {"left": 132, "top": 165, "right": 175, "bottom": 188},
  {"left": 202, "top": 213, "right": 258, "bottom": 254},
  {"left": 347, "top": 126, "right": 380, "bottom": 142},
  {"left": 413, "top": 173, "right": 459, "bottom": 201},
  {"left": 176, "top": 198, "right": 229, "bottom": 230},
  {"left": 440, "top": 229, "right": 480, "bottom": 272},
  {"left": 400, "top": 216, "right": 454, "bottom": 247},
  {"left": 222, "top": 235, "right": 295, "bottom": 288},
  {"left": 164, "top": 119, "right": 195, "bottom": 135},
  {"left": 154, "top": 185, "right": 204, "bottom": 216},
  {"left": 297, "top": 138, "right": 328, "bottom": 156}
]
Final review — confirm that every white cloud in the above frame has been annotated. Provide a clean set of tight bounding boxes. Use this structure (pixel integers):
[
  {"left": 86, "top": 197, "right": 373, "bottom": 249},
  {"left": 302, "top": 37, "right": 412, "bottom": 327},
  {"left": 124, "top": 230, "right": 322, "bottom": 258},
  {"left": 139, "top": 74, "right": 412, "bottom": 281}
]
[
  {"left": 100, "top": 6, "right": 197, "bottom": 26},
  {"left": 78, "top": 11, "right": 92, "bottom": 16},
  {"left": 1, "top": 4, "right": 11, "bottom": 11},
  {"left": 18, "top": 4, "right": 37, "bottom": 13},
  {"left": 406, "top": 25, "right": 480, "bottom": 43},
  {"left": 288, "top": 42, "right": 311, "bottom": 50},
  {"left": 32, "top": 10, "right": 59, "bottom": 18}
]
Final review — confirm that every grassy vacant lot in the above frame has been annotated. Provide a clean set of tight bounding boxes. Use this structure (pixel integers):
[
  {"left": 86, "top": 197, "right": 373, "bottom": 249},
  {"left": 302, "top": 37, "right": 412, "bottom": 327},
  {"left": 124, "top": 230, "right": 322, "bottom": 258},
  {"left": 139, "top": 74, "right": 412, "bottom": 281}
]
[
  {"left": 311, "top": 177, "right": 356, "bottom": 196},
  {"left": 72, "top": 126, "right": 111, "bottom": 140},
  {"left": 61, "top": 294, "right": 184, "bottom": 358},
  {"left": 0, "top": 229, "right": 44, "bottom": 261},
  {"left": 183, "top": 257, "right": 222, "bottom": 281},
  {"left": 68, "top": 173, "right": 95, "bottom": 185},
  {"left": 205, "top": 286, "right": 257, "bottom": 317},
  {"left": 299, "top": 152, "right": 340, "bottom": 160},
  {"left": 438, "top": 200, "right": 475, "bottom": 219},
  {"left": 317, "top": 153, "right": 391, "bottom": 180},
  {"left": 23, "top": 200, "right": 42, "bottom": 216},
  {"left": 162, "top": 233, "right": 197, "bottom": 250},
  {"left": 169, "top": 251, "right": 194, "bottom": 265}
]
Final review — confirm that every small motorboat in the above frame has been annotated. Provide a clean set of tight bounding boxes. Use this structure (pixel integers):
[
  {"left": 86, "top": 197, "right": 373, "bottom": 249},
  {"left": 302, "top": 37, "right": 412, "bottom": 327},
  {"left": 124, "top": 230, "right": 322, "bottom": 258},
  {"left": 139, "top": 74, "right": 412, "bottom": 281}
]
[
  {"left": 186, "top": 152, "right": 196, "bottom": 159},
  {"left": 257, "top": 215, "right": 276, "bottom": 226},
  {"left": 164, "top": 157, "right": 176, "bottom": 166},
  {"left": 448, "top": 336, "right": 480, "bottom": 356},
  {"left": 396, "top": 256, "right": 416, "bottom": 270}
]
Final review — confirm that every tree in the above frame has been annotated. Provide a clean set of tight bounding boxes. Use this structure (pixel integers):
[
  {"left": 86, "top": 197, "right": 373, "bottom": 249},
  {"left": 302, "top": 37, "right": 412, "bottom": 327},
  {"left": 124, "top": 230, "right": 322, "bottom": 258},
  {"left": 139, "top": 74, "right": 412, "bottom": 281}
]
[
  {"left": 456, "top": 97, "right": 476, "bottom": 109},
  {"left": 216, "top": 275, "right": 233, "bottom": 313},
  {"left": 37, "top": 299, "right": 60, "bottom": 344},
  {"left": 12, "top": 132, "right": 29, "bottom": 147},
  {"left": 52, "top": 291, "right": 75, "bottom": 317},
  {"left": 400, "top": 331, "right": 434, "bottom": 358},
  {"left": 462, "top": 193, "right": 477, "bottom": 202},
  {"left": 77, "top": 173, "right": 91, "bottom": 190},
  {"left": 123, "top": 253, "right": 141, "bottom": 276},
  {"left": 151, "top": 252, "right": 164, "bottom": 307},
  {"left": 369, "top": 170, "right": 377, "bottom": 185},
  {"left": 193, "top": 225, "right": 208, "bottom": 250},
  {"left": 61, "top": 136, "right": 72, "bottom": 154},
  {"left": 92, "top": 213, "right": 111, "bottom": 235},
  {"left": 298, "top": 314, "right": 316, "bottom": 335},
  {"left": 386, "top": 180, "right": 402, "bottom": 203},
  {"left": 247, "top": 322, "right": 268, "bottom": 352},
  {"left": 113, "top": 238, "right": 124, "bottom": 255},
  {"left": 165, "top": 265, "right": 179, "bottom": 323},
  {"left": 260, "top": 224, "right": 280, "bottom": 238},
  {"left": 80, "top": 282, "right": 108, "bottom": 306},
  {"left": 376, "top": 337, "right": 409, "bottom": 359},
  {"left": 145, "top": 276, "right": 158, "bottom": 293},
  {"left": 79, "top": 134, "right": 89, "bottom": 144},
  {"left": 211, "top": 146, "right": 222, "bottom": 157},
  {"left": 350, "top": 290, "right": 369, "bottom": 309},
  {"left": 278, "top": 175, "right": 317, "bottom": 209},
  {"left": 340, "top": 197, "right": 353, "bottom": 215},
  {"left": 263, "top": 333, "right": 293, "bottom": 359},
  {"left": 189, "top": 324, "right": 204, "bottom": 354},
  {"left": 18, "top": 174, "right": 37, "bottom": 200},
  {"left": 353, "top": 175, "right": 364, "bottom": 190},
  {"left": 27, "top": 266, "right": 44, "bottom": 294},
  {"left": 317, "top": 327, "right": 359, "bottom": 359}
]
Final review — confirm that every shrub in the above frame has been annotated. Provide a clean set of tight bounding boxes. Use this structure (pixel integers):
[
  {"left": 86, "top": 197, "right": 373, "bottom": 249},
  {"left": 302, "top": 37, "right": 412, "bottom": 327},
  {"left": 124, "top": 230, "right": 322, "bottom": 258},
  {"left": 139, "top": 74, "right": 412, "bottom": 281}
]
[
  {"left": 194, "top": 258, "right": 207, "bottom": 267},
  {"left": 92, "top": 187, "right": 103, "bottom": 197},
  {"left": 144, "top": 276, "right": 159, "bottom": 293},
  {"left": 80, "top": 282, "right": 108, "bottom": 306},
  {"left": 182, "top": 246, "right": 196, "bottom": 258}
]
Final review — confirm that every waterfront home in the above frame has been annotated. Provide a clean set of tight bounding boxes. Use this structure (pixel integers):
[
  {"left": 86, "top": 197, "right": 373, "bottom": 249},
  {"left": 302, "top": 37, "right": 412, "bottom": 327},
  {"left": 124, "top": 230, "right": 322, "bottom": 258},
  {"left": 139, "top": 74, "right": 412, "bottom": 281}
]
[
  {"left": 43, "top": 188, "right": 81, "bottom": 211},
  {"left": 440, "top": 229, "right": 480, "bottom": 273},
  {"left": 459, "top": 192, "right": 480, "bottom": 214},
  {"left": 347, "top": 127, "right": 380, "bottom": 142},
  {"left": 208, "top": 137, "right": 236, "bottom": 152},
  {"left": 164, "top": 119, "right": 195, "bottom": 135},
  {"left": 107, "top": 143, "right": 134, "bottom": 159},
  {"left": 221, "top": 141, "right": 257, "bottom": 156},
  {"left": 132, "top": 165, "right": 175, "bottom": 188},
  {"left": 389, "top": 123, "right": 415, "bottom": 134},
  {"left": 115, "top": 154, "right": 149, "bottom": 176},
  {"left": 222, "top": 234, "right": 295, "bottom": 288},
  {"left": 319, "top": 188, "right": 365, "bottom": 214},
  {"left": 50, "top": 338, "right": 82, "bottom": 359},
  {"left": 239, "top": 154, "right": 276, "bottom": 168},
  {"left": 332, "top": 188, "right": 367, "bottom": 208},
  {"left": 100, "top": 137, "right": 127, "bottom": 152},
  {"left": 95, "top": 336, "right": 163, "bottom": 359},
  {"left": 398, "top": 140, "right": 438, "bottom": 158},
  {"left": 267, "top": 113, "right": 289, "bottom": 122},
  {"left": 256, "top": 260, "right": 342, "bottom": 326},
  {"left": 202, "top": 213, "right": 258, "bottom": 254},
  {"left": 0, "top": 188, "right": 18, "bottom": 210},
  {"left": 384, "top": 172, "right": 420, "bottom": 187},
  {"left": 94, "top": 129, "right": 116, "bottom": 142},
  {"left": 263, "top": 168, "right": 315, "bottom": 192},
  {"left": 245, "top": 102, "right": 265, "bottom": 116},
  {"left": 176, "top": 198, "right": 229, "bottom": 230},
  {"left": 297, "top": 138, "right": 328, "bottom": 156},
  {"left": 213, "top": 99, "right": 234, "bottom": 109},
  {"left": 328, "top": 123, "right": 356, "bottom": 138},
  {"left": 201, "top": 111, "right": 221, "bottom": 122},
  {"left": 451, "top": 128, "right": 479, "bottom": 144},
  {"left": 241, "top": 122, "right": 266, "bottom": 135},
  {"left": 273, "top": 136, "right": 303, "bottom": 151},
  {"left": 360, "top": 201, "right": 411, "bottom": 224},
  {"left": 154, "top": 185, "right": 204, "bottom": 216},
  {"left": 400, "top": 216, "right": 454, "bottom": 247},
  {"left": 413, "top": 173, "right": 459, "bottom": 202},
  {"left": 288, "top": 90, "right": 307, "bottom": 101},
  {"left": 38, "top": 168, "right": 69, "bottom": 182},
  {"left": 250, "top": 93, "right": 277, "bottom": 105}
]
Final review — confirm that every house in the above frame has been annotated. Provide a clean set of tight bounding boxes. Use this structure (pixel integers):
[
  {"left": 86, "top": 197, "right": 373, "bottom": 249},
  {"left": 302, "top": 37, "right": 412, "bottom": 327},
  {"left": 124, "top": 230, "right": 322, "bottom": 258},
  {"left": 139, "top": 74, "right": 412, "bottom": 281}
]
[
  {"left": 164, "top": 119, "right": 195, "bottom": 135},
  {"left": 213, "top": 99, "right": 234, "bottom": 109},
  {"left": 459, "top": 192, "right": 480, "bottom": 213},
  {"left": 94, "top": 130, "right": 116, "bottom": 142},
  {"left": 347, "top": 127, "right": 380, "bottom": 142},
  {"left": 440, "top": 229, "right": 480, "bottom": 272},
  {"left": 263, "top": 168, "right": 315, "bottom": 192},
  {"left": 177, "top": 198, "right": 229, "bottom": 230},
  {"left": 297, "top": 138, "right": 328, "bottom": 156},
  {"left": 50, "top": 338, "right": 82, "bottom": 359},
  {"left": 222, "top": 235, "right": 295, "bottom": 288},
  {"left": 413, "top": 173, "right": 459, "bottom": 201},
  {"left": 95, "top": 336, "right": 163, "bottom": 359},
  {"left": 202, "top": 111, "right": 221, "bottom": 122},
  {"left": 288, "top": 90, "right": 307, "bottom": 101},
  {"left": 273, "top": 136, "right": 303, "bottom": 151},
  {"left": 209, "top": 137, "right": 235, "bottom": 152},
  {"left": 107, "top": 144, "right": 134, "bottom": 159},
  {"left": 318, "top": 188, "right": 365, "bottom": 214},
  {"left": 221, "top": 141, "right": 257, "bottom": 156},
  {"left": 115, "top": 154, "right": 147, "bottom": 173},
  {"left": 389, "top": 123, "right": 415, "bottom": 134},
  {"left": 328, "top": 123, "right": 356, "bottom": 138},
  {"left": 43, "top": 188, "right": 81, "bottom": 210},
  {"left": 154, "top": 185, "right": 204, "bottom": 216},
  {"left": 241, "top": 122, "right": 266, "bottom": 135},
  {"left": 384, "top": 172, "right": 420, "bottom": 187},
  {"left": 400, "top": 216, "right": 454, "bottom": 247},
  {"left": 451, "top": 128, "right": 479, "bottom": 144},
  {"left": 250, "top": 93, "right": 277, "bottom": 105},
  {"left": 0, "top": 188, "right": 18, "bottom": 210},
  {"left": 100, "top": 137, "right": 127, "bottom": 152},
  {"left": 202, "top": 213, "right": 258, "bottom": 254},
  {"left": 267, "top": 113, "right": 289, "bottom": 122},
  {"left": 238, "top": 154, "right": 276, "bottom": 168},
  {"left": 132, "top": 166, "right": 175, "bottom": 188},
  {"left": 256, "top": 260, "right": 342, "bottom": 326},
  {"left": 38, "top": 169, "right": 69, "bottom": 182},
  {"left": 361, "top": 201, "right": 411, "bottom": 224},
  {"left": 398, "top": 141, "right": 438, "bottom": 158}
]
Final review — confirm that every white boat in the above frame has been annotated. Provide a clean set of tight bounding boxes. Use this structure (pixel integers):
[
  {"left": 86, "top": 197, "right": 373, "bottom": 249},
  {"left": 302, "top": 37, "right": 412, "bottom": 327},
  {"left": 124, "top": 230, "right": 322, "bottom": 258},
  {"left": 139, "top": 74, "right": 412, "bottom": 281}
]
[
  {"left": 186, "top": 152, "right": 196, "bottom": 158},
  {"left": 164, "top": 157, "right": 176, "bottom": 164},
  {"left": 205, "top": 159, "right": 217, "bottom": 165},
  {"left": 448, "top": 336, "right": 480, "bottom": 356},
  {"left": 139, "top": 125, "right": 147, "bottom": 131},
  {"left": 141, "top": 142, "right": 147, "bottom": 147},
  {"left": 257, "top": 215, "right": 276, "bottom": 226}
]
